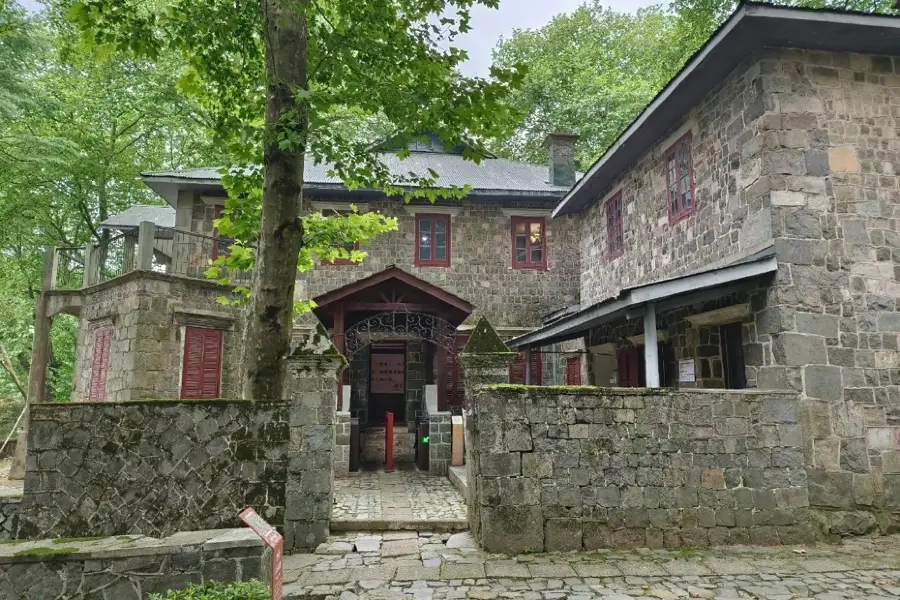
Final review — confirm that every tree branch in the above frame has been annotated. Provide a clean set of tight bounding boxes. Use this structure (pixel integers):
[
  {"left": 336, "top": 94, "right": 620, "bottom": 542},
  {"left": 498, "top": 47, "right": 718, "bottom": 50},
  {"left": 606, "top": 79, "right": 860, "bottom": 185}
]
[{"left": 0, "top": 344, "right": 27, "bottom": 400}]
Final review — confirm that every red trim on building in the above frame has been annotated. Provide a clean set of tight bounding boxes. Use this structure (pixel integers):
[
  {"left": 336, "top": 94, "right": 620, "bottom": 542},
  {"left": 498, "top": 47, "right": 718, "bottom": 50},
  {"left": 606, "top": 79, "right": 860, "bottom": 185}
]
[
  {"left": 414, "top": 214, "right": 451, "bottom": 267},
  {"left": 510, "top": 216, "right": 548, "bottom": 270},
  {"left": 445, "top": 333, "right": 470, "bottom": 407},
  {"left": 509, "top": 350, "right": 542, "bottom": 385},
  {"left": 88, "top": 328, "right": 112, "bottom": 402},
  {"left": 665, "top": 132, "right": 696, "bottom": 225},
  {"left": 606, "top": 191, "right": 624, "bottom": 259},
  {"left": 566, "top": 356, "right": 582, "bottom": 386},
  {"left": 180, "top": 327, "right": 223, "bottom": 399}
]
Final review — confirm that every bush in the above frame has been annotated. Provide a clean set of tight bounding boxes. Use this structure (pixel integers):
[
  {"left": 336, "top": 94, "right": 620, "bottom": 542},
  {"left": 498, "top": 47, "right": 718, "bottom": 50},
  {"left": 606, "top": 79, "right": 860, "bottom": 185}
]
[{"left": 149, "top": 580, "right": 271, "bottom": 600}]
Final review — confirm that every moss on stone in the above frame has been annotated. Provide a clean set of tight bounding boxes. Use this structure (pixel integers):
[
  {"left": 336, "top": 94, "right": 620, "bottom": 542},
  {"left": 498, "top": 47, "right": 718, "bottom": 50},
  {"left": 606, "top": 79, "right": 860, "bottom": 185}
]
[
  {"left": 462, "top": 317, "right": 511, "bottom": 354},
  {"left": 289, "top": 323, "right": 348, "bottom": 371},
  {"left": 52, "top": 536, "right": 104, "bottom": 544},
  {"left": 0, "top": 539, "right": 27, "bottom": 545},
  {"left": 15, "top": 546, "right": 78, "bottom": 557}
]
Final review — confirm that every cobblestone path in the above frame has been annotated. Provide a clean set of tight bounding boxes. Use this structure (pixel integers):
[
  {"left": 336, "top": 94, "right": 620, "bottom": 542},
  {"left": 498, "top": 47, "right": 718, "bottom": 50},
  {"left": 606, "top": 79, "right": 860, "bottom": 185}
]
[
  {"left": 283, "top": 532, "right": 900, "bottom": 599},
  {"left": 332, "top": 473, "right": 467, "bottom": 530}
]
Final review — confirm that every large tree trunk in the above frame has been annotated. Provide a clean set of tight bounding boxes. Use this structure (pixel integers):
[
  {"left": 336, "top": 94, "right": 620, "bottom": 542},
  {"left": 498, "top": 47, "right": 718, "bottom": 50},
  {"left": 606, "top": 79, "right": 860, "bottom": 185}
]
[{"left": 242, "top": 0, "right": 309, "bottom": 400}]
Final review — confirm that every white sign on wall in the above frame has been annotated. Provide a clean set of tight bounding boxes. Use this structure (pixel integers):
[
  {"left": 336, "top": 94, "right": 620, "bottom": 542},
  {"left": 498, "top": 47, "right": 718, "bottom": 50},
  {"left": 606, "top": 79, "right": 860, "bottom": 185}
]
[{"left": 678, "top": 359, "right": 696, "bottom": 383}]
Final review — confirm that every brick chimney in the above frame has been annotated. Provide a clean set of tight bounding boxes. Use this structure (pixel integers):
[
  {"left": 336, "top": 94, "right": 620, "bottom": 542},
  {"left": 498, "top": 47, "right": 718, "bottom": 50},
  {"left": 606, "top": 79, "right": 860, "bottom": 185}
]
[{"left": 544, "top": 132, "right": 579, "bottom": 187}]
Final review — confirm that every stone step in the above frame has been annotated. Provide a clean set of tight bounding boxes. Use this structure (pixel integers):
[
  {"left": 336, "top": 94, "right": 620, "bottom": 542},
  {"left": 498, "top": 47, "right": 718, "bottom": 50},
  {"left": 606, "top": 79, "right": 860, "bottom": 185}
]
[
  {"left": 330, "top": 518, "right": 467, "bottom": 532},
  {"left": 448, "top": 465, "right": 468, "bottom": 504}
]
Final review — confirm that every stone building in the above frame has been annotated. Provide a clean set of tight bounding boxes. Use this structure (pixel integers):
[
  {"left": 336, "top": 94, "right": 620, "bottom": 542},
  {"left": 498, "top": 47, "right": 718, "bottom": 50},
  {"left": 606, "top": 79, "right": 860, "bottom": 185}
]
[{"left": 511, "top": 4, "right": 900, "bottom": 534}]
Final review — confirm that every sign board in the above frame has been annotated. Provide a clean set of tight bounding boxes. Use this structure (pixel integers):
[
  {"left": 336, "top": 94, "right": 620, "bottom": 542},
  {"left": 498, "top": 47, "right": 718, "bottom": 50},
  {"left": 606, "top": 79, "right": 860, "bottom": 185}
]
[
  {"left": 371, "top": 353, "right": 405, "bottom": 394},
  {"left": 451, "top": 415, "right": 463, "bottom": 425},
  {"left": 238, "top": 507, "right": 283, "bottom": 600},
  {"left": 678, "top": 359, "right": 696, "bottom": 383}
]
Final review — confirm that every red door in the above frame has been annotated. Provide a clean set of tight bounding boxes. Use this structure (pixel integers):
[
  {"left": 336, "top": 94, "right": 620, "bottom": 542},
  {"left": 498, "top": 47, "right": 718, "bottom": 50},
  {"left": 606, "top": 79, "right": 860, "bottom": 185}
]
[
  {"left": 181, "top": 327, "right": 223, "bottom": 399},
  {"left": 88, "top": 328, "right": 112, "bottom": 401},
  {"left": 616, "top": 347, "right": 641, "bottom": 387},
  {"left": 566, "top": 356, "right": 582, "bottom": 385},
  {"left": 509, "top": 351, "right": 542, "bottom": 385}
]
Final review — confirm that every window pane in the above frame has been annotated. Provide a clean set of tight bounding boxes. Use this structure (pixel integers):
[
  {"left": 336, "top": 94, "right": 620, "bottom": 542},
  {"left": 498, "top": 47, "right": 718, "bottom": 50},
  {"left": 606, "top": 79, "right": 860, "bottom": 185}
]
[
  {"left": 434, "top": 219, "right": 447, "bottom": 261},
  {"left": 529, "top": 222, "right": 542, "bottom": 244},
  {"left": 516, "top": 233, "right": 527, "bottom": 251},
  {"left": 517, "top": 248, "right": 527, "bottom": 263},
  {"left": 531, "top": 245, "right": 543, "bottom": 264},
  {"left": 419, "top": 219, "right": 432, "bottom": 260}
]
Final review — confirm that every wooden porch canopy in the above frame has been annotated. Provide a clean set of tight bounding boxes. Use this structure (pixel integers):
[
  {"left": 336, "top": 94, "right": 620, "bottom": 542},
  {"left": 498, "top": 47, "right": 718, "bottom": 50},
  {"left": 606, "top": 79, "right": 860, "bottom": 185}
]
[{"left": 312, "top": 265, "right": 474, "bottom": 351}]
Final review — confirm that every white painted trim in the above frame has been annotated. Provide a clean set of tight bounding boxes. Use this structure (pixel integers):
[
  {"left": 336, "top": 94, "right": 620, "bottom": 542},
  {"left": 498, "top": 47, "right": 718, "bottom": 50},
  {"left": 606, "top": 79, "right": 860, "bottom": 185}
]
[
  {"left": 501, "top": 208, "right": 552, "bottom": 218},
  {"left": 312, "top": 201, "right": 370, "bottom": 214},
  {"left": 402, "top": 205, "right": 460, "bottom": 217},
  {"left": 643, "top": 305, "right": 660, "bottom": 388},
  {"left": 626, "top": 331, "right": 669, "bottom": 346},
  {"left": 200, "top": 195, "right": 227, "bottom": 206}
]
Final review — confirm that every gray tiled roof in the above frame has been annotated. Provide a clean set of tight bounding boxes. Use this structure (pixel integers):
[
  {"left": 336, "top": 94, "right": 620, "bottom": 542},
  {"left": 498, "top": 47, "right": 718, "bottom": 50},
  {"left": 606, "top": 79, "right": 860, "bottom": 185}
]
[
  {"left": 99, "top": 205, "right": 175, "bottom": 229},
  {"left": 142, "top": 153, "right": 572, "bottom": 195}
]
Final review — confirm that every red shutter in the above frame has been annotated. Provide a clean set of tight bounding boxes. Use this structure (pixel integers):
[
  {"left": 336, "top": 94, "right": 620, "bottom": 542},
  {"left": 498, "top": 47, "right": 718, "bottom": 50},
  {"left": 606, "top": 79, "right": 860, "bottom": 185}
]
[
  {"left": 617, "top": 347, "right": 639, "bottom": 387},
  {"left": 509, "top": 351, "right": 542, "bottom": 385},
  {"left": 88, "top": 328, "right": 112, "bottom": 401},
  {"left": 566, "top": 356, "right": 582, "bottom": 386},
  {"left": 181, "top": 327, "right": 223, "bottom": 399}
]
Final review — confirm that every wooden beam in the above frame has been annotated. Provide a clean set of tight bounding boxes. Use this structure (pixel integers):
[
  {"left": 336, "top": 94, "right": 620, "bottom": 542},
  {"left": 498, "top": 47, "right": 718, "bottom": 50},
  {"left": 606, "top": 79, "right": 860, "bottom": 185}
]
[{"left": 344, "top": 302, "right": 434, "bottom": 312}]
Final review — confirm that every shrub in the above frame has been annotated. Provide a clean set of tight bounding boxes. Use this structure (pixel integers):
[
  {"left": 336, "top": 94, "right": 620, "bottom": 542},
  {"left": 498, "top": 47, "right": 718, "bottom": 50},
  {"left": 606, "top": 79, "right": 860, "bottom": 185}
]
[{"left": 149, "top": 580, "right": 271, "bottom": 600}]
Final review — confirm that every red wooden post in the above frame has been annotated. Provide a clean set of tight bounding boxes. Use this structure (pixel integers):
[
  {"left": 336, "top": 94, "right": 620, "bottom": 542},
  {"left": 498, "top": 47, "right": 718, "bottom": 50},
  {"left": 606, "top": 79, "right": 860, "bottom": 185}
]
[
  {"left": 385, "top": 411, "right": 394, "bottom": 472},
  {"left": 334, "top": 306, "right": 345, "bottom": 410}
]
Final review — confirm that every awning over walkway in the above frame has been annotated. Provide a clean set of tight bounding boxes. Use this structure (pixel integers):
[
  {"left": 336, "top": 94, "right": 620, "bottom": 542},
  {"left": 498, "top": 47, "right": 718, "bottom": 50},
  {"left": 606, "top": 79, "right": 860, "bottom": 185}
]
[{"left": 508, "top": 246, "right": 778, "bottom": 350}]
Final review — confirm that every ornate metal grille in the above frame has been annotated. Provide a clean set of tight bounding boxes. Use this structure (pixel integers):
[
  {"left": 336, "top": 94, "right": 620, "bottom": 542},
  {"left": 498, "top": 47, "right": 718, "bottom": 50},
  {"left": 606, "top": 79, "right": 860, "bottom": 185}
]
[{"left": 342, "top": 311, "right": 457, "bottom": 357}]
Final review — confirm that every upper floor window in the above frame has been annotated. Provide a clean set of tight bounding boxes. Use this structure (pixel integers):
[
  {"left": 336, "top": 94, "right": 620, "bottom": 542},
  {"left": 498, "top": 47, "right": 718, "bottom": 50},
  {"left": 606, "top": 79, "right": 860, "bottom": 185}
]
[
  {"left": 211, "top": 205, "right": 233, "bottom": 259},
  {"left": 666, "top": 133, "right": 695, "bottom": 224},
  {"left": 606, "top": 191, "right": 624, "bottom": 259},
  {"left": 511, "top": 217, "right": 547, "bottom": 270},
  {"left": 416, "top": 214, "right": 450, "bottom": 267}
]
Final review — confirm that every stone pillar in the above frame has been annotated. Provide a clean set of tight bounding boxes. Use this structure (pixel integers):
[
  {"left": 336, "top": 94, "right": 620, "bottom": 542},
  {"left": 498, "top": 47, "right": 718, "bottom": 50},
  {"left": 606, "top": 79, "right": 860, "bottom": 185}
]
[
  {"left": 459, "top": 317, "right": 518, "bottom": 547},
  {"left": 334, "top": 411, "right": 350, "bottom": 478},
  {"left": 282, "top": 325, "right": 346, "bottom": 551},
  {"left": 427, "top": 411, "right": 452, "bottom": 476}
]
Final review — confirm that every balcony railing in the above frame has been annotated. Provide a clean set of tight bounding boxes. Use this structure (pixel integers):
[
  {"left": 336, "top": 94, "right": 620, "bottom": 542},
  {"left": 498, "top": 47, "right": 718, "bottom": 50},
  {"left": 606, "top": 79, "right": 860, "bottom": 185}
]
[{"left": 47, "top": 221, "right": 252, "bottom": 290}]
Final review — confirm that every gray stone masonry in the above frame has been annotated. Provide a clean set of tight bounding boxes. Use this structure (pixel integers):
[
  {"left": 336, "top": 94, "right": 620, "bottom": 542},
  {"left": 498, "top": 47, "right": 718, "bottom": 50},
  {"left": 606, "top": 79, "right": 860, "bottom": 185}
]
[
  {"left": 188, "top": 195, "right": 581, "bottom": 330},
  {"left": 0, "top": 528, "right": 270, "bottom": 600},
  {"left": 428, "top": 412, "right": 452, "bottom": 476},
  {"left": 281, "top": 324, "right": 344, "bottom": 551},
  {"left": 335, "top": 411, "right": 351, "bottom": 478},
  {"left": 71, "top": 270, "right": 243, "bottom": 401},
  {"left": 17, "top": 400, "right": 289, "bottom": 540},
  {"left": 0, "top": 499, "right": 19, "bottom": 540},
  {"left": 466, "top": 385, "right": 812, "bottom": 554}
]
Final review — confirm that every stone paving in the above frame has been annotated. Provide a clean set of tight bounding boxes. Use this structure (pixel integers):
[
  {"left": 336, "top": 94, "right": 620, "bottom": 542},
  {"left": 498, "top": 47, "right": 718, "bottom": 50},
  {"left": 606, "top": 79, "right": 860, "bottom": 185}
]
[
  {"left": 332, "top": 472, "right": 467, "bottom": 531},
  {"left": 283, "top": 532, "right": 900, "bottom": 599}
]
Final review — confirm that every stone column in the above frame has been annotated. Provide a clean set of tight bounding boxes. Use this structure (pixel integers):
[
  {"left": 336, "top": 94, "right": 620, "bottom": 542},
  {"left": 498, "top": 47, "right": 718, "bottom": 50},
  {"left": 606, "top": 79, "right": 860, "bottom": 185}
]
[
  {"left": 282, "top": 325, "right": 346, "bottom": 551},
  {"left": 459, "top": 317, "right": 518, "bottom": 546}
]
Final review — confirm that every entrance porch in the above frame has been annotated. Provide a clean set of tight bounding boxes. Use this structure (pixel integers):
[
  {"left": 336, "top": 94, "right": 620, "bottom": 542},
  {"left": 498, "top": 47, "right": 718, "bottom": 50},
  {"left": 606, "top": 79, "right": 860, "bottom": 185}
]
[{"left": 313, "top": 266, "right": 472, "bottom": 473}]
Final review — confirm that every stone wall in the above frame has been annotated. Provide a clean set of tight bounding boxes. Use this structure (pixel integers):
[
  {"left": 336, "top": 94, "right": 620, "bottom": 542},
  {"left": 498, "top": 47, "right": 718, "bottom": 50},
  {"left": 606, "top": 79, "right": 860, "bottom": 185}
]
[
  {"left": 466, "top": 385, "right": 812, "bottom": 553},
  {"left": 752, "top": 49, "right": 900, "bottom": 536},
  {"left": 0, "top": 528, "right": 270, "bottom": 600},
  {"left": 0, "top": 498, "right": 19, "bottom": 541},
  {"left": 335, "top": 411, "right": 351, "bottom": 477},
  {"left": 427, "top": 411, "right": 452, "bottom": 476},
  {"left": 580, "top": 52, "right": 774, "bottom": 306},
  {"left": 72, "top": 271, "right": 243, "bottom": 401},
  {"left": 17, "top": 400, "right": 289, "bottom": 540},
  {"left": 185, "top": 195, "right": 581, "bottom": 329}
]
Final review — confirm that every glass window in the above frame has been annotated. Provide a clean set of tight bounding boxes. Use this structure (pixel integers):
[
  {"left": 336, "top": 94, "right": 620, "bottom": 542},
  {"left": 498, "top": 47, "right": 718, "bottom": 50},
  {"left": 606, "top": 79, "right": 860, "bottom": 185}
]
[
  {"left": 666, "top": 133, "right": 695, "bottom": 223},
  {"left": 511, "top": 217, "right": 547, "bottom": 270},
  {"left": 416, "top": 214, "right": 450, "bottom": 266}
]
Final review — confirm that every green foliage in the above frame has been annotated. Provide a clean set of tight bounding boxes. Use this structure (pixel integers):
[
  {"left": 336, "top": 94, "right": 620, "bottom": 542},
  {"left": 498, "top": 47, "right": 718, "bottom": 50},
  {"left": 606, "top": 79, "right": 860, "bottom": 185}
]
[
  {"left": 14, "top": 545, "right": 78, "bottom": 557},
  {"left": 148, "top": 580, "right": 271, "bottom": 600},
  {"left": 491, "top": 0, "right": 900, "bottom": 169}
]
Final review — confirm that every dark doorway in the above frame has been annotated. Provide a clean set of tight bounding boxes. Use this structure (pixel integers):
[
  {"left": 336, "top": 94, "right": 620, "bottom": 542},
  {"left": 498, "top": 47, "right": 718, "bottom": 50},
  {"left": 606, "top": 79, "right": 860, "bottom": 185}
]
[
  {"left": 617, "top": 343, "right": 670, "bottom": 387},
  {"left": 721, "top": 322, "right": 747, "bottom": 389},
  {"left": 369, "top": 342, "right": 406, "bottom": 424}
]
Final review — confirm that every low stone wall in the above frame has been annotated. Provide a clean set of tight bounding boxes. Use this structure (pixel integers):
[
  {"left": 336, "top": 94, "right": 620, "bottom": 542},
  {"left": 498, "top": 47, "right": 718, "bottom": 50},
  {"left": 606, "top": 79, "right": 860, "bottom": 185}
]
[
  {"left": 0, "top": 528, "right": 270, "bottom": 599},
  {"left": 467, "top": 385, "right": 813, "bottom": 553},
  {"left": 428, "top": 412, "right": 452, "bottom": 476},
  {"left": 18, "top": 400, "right": 290, "bottom": 540},
  {"left": 0, "top": 498, "right": 19, "bottom": 540}
]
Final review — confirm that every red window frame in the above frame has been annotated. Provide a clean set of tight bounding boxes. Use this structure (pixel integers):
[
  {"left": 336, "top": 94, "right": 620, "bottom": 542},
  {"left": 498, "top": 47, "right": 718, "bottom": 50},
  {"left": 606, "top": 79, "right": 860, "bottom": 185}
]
[
  {"left": 509, "top": 350, "right": 542, "bottom": 385},
  {"left": 665, "top": 132, "right": 696, "bottom": 224},
  {"left": 326, "top": 241, "right": 360, "bottom": 266},
  {"left": 180, "top": 326, "right": 223, "bottom": 399},
  {"left": 211, "top": 205, "right": 232, "bottom": 260},
  {"left": 606, "top": 191, "right": 624, "bottom": 259},
  {"left": 88, "top": 328, "right": 112, "bottom": 402},
  {"left": 511, "top": 217, "right": 547, "bottom": 270},
  {"left": 566, "top": 356, "right": 582, "bottom": 386},
  {"left": 415, "top": 214, "right": 451, "bottom": 267}
]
